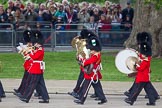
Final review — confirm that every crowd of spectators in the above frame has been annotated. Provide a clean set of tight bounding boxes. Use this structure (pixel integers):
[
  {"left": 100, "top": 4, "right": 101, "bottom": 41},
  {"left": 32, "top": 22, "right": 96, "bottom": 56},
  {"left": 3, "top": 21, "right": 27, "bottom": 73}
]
[
  {"left": 0, "top": 0, "right": 134, "bottom": 45},
  {"left": 0, "top": 0, "right": 134, "bottom": 31}
]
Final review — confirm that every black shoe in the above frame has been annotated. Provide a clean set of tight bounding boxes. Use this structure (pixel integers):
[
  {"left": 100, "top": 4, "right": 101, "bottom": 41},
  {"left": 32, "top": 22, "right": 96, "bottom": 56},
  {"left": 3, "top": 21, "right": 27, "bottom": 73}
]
[
  {"left": 13, "top": 89, "right": 19, "bottom": 93},
  {"left": 90, "top": 94, "right": 98, "bottom": 98},
  {"left": 98, "top": 99, "right": 107, "bottom": 104},
  {"left": 0, "top": 98, "right": 1, "bottom": 102},
  {"left": 124, "top": 98, "right": 134, "bottom": 105},
  {"left": 14, "top": 92, "right": 23, "bottom": 98},
  {"left": 68, "top": 91, "right": 77, "bottom": 97},
  {"left": 39, "top": 100, "right": 49, "bottom": 103},
  {"left": 13, "top": 92, "right": 20, "bottom": 96},
  {"left": 124, "top": 91, "right": 130, "bottom": 97},
  {"left": 146, "top": 102, "right": 155, "bottom": 106},
  {"left": 74, "top": 99, "right": 84, "bottom": 105},
  {"left": 155, "top": 96, "right": 160, "bottom": 100},
  {"left": 19, "top": 97, "right": 29, "bottom": 103},
  {"left": 34, "top": 92, "right": 40, "bottom": 97},
  {"left": 73, "top": 94, "right": 80, "bottom": 99},
  {"left": 1, "top": 93, "right": 6, "bottom": 98},
  {"left": 95, "top": 97, "right": 101, "bottom": 101}
]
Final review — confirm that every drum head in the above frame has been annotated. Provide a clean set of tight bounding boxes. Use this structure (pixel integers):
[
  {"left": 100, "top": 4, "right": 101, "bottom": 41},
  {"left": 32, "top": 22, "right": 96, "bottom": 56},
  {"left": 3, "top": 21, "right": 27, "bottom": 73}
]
[{"left": 115, "top": 49, "right": 138, "bottom": 74}]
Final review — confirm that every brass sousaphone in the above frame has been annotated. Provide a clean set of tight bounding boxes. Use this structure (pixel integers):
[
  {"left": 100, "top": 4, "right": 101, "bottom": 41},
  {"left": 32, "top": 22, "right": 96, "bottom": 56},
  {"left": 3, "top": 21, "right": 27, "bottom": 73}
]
[{"left": 115, "top": 48, "right": 138, "bottom": 74}]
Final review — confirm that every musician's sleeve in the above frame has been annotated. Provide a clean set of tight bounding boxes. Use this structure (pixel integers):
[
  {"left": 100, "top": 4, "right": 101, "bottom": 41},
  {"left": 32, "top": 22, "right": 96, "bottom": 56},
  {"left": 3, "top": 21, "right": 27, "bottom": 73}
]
[
  {"left": 29, "top": 50, "right": 43, "bottom": 60},
  {"left": 82, "top": 55, "right": 98, "bottom": 66},
  {"left": 136, "top": 60, "right": 149, "bottom": 72}
]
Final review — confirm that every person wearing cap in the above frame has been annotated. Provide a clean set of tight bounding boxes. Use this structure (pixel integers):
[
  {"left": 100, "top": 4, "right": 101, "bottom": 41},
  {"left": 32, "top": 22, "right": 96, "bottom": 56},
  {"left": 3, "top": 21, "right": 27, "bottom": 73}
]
[
  {"left": 74, "top": 35, "right": 107, "bottom": 105},
  {"left": 125, "top": 42, "right": 157, "bottom": 106},
  {"left": 19, "top": 30, "right": 49, "bottom": 103},
  {"left": 13, "top": 30, "right": 33, "bottom": 97}
]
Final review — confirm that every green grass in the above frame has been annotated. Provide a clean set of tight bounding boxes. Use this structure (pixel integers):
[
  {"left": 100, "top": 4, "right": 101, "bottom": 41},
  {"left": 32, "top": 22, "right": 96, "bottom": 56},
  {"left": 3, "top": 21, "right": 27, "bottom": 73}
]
[{"left": 0, "top": 51, "right": 161, "bottom": 82}]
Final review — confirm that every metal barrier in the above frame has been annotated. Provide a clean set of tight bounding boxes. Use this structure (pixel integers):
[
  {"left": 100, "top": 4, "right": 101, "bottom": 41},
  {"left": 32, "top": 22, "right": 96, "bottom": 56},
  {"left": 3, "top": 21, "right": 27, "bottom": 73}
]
[
  {"left": 0, "top": 23, "right": 14, "bottom": 52},
  {"left": 0, "top": 22, "right": 131, "bottom": 52},
  {"left": 54, "top": 23, "right": 132, "bottom": 47}
]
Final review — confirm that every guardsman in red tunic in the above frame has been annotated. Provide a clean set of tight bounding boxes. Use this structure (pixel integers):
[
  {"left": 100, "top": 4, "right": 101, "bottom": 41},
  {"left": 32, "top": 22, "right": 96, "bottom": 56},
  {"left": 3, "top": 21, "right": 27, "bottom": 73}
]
[
  {"left": 124, "top": 32, "right": 160, "bottom": 102},
  {"left": 13, "top": 30, "right": 33, "bottom": 96},
  {"left": 125, "top": 42, "right": 156, "bottom": 106},
  {"left": 19, "top": 30, "right": 49, "bottom": 103},
  {"left": 74, "top": 36, "right": 107, "bottom": 105},
  {"left": 68, "top": 29, "right": 99, "bottom": 99}
]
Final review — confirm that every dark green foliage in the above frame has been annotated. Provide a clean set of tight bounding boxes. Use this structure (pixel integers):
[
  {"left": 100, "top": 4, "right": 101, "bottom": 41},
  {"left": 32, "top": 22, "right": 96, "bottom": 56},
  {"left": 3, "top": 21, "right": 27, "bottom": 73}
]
[{"left": 145, "top": 0, "right": 162, "bottom": 9}]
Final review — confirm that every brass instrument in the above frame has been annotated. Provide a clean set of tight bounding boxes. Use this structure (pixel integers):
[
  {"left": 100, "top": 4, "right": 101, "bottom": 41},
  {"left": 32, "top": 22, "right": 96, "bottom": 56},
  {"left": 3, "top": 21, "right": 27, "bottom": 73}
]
[
  {"left": 71, "top": 36, "right": 80, "bottom": 48},
  {"left": 71, "top": 36, "right": 90, "bottom": 59},
  {"left": 71, "top": 36, "right": 93, "bottom": 74},
  {"left": 115, "top": 48, "right": 140, "bottom": 74},
  {"left": 17, "top": 43, "right": 35, "bottom": 60}
]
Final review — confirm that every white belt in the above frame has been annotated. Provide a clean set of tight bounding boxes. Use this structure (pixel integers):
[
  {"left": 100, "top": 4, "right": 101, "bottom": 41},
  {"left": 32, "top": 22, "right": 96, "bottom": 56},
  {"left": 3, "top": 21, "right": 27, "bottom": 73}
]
[
  {"left": 33, "top": 61, "right": 43, "bottom": 63},
  {"left": 33, "top": 61, "right": 45, "bottom": 70}
]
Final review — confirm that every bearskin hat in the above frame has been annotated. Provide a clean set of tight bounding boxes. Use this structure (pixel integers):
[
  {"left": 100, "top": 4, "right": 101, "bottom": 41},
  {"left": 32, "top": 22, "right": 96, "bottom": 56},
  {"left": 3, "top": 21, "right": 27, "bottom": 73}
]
[
  {"left": 23, "top": 30, "right": 32, "bottom": 43},
  {"left": 32, "top": 30, "right": 44, "bottom": 45},
  {"left": 86, "top": 36, "right": 102, "bottom": 52},
  {"left": 136, "top": 32, "right": 152, "bottom": 46},
  {"left": 80, "top": 29, "right": 97, "bottom": 39},
  {"left": 139, "top": 42, "right": 152, "bottom": 57}
]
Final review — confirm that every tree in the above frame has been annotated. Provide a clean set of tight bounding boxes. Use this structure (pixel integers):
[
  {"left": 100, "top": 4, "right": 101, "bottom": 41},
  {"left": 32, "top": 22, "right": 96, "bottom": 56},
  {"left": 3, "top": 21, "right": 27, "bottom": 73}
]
[{"left": 124, "top": 0, "right": 162, "bottom": 57}]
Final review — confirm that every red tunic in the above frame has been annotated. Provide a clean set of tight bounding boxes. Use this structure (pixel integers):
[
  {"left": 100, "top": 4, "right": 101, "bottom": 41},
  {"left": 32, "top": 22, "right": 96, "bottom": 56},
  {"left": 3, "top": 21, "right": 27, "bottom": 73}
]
[
  {"left": 23, "top": 51, "right": 33, "bottom": 71},
  {"left": 23, "top": 59, "right": 32, "bottom": 71},
  {"left": 82, "top": 52, "right": 102, "bottom": 80},
  {"left": 28, "top": 47, "right": 44, "bottom": 74},
  {"left": 135, "top": 56, "right": 151, "bottom": 83}
]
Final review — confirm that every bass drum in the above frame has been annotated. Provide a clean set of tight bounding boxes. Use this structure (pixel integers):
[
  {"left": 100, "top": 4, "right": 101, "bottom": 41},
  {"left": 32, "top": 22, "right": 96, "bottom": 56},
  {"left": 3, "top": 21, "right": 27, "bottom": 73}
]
[{"left": 115, "top": 48, "right": 138, "bottom": 74}]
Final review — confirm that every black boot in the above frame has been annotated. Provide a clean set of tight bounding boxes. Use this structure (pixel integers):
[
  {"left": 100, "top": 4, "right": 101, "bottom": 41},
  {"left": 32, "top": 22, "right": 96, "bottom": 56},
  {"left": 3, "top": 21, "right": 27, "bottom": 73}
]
[
  {"left": 124, "top": 98, "right": 134, "bottom": 105},
  {"left": 74, "top": 99, "right": 84, "bottom": 105},
  {"left": 39, "top": 99, "right": 49, "bottom": 103},
  {"left": 98, "top": 99, "right": 107, "bottom": 104},
  {"left": 146, "top": 102, "right": 155, "bottom": 106},
  {"left": 90, "top": 94, "right": 98, "bottom": 98},
  {"left": 19, "top": 97, "right": 29, "bottom": 103},
  {"left": 124, "top": 91, "right": 130, "bottom": 97}
]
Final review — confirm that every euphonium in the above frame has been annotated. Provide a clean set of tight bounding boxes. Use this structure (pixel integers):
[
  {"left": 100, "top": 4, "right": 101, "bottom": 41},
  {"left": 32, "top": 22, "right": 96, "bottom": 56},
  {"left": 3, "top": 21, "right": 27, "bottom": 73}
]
[
  {"left": 71, "top": 36, "right": 80, "bottom": 48},
  {"left": 71, "top": 36, "right": 90, "bottom": 59},
  {"left": 71, "top": 36, "right": 92, "bottom": 74}
]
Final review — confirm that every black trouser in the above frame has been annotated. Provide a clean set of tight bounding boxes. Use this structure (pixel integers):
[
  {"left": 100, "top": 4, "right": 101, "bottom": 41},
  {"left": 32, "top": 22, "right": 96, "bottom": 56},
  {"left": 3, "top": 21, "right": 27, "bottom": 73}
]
[
  {"left": 18, "top": 71, "right": 29, "bottom": 94},
  {"left": 144, "top": 82, "right": 159, "bottom": 99},
  {"left": 129, "top": 82, "right": 156, "bottom": 104},
  {"left": 23, "top": 73, "right": 49, "bottom": 101},
  {"left": 128, "top": 81, "right": 135, "bottom": 93},
  {"left": 92, "top": 80, "right": 106, "bottom": 100},
  {"left": 0, "top": 81, "right": 5, "bottom": 97},
  {"left": 129, "top": 81, "right": 159, "bottom": 99},
  {"left": 79, "top": 79, "right": 106, "bottom": 103},
  {"left": 73, "top": 70, "right": 84, "bottom": 93}
]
